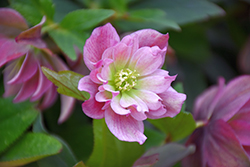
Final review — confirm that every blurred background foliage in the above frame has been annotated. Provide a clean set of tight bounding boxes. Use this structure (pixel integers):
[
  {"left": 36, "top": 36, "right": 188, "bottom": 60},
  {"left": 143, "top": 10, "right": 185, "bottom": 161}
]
[{"left": 0, "top": 0, "right": 250, "bottom": 166}]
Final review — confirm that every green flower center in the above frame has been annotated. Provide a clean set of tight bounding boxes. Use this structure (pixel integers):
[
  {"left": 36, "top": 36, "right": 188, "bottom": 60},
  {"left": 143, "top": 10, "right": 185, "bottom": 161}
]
[{"left": 114, "top": 68, "right": 140, "bottom": 92}]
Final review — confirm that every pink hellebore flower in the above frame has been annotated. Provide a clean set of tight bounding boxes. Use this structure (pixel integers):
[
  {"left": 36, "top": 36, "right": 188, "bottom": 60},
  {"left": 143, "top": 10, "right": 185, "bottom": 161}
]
[
  {"left": 182, "top": 76, "right": 250, "bottom": 167},
  {"left": 0, "top": 8, "right": 74, "bottom": 123},
  {"left": 78, "top": 23, "right": 186, "bottom": 144}
]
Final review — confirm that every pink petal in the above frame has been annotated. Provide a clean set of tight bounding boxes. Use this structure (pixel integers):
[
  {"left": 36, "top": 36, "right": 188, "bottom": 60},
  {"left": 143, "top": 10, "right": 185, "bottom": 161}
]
[
  {"left": 15, "top": 16, "right": 46, "bottom": 48},
  {"left": 120, "top": 34, "right": 139, "bottom": 56},
  {"left": 110, "top": 94, "right": 131, "bottom": 115},
  {"left": 130, "top": 107, "right": 147, "bottom": 121},
  {"left": 182, "top": 128, "right": 205, "bottom": 167},
  {"left": 157, "top": 87, "right": 186, "bottom": 118},
  {"left": 129, "top": 46, "right": 165, "bottom": 76},
  {"left": 39, "top": 85, "right": 58, "bottom": 110},
  {"left": 203, "top": 119, "right": 250, "bottom": 167},
  {"left": 3, "top": 60, "right": 22, "bottom": 97},
  {"left": 131, "top": 89, "right": 162, "bottom": 111},
  {"left": 89, "top": 67, "right": 103, "bottom": 84},
  {"left": 135, "top": 69, "right": 176, "bottom": 94},
  {"left": 0, "top": 39, "right": 29, "bottom": 67},
  {"left": 211, "top": 75, "right": 250, "bottom": 122},
  {"left": 146, "top": 106, "right": 167, "bottom": 119},
  {"left": 105, "top": 107, "right": 147, "bottom": 144},
  {"left": 129, "top": 29, "right": 169, "bottom": 50},
  {"left": 0, "top": 8, "right": 28, "bottom": 31},
  {"left": 58, "top": 95, "right": 75, "bottom": 124},
  {"left": 13, "top": 73, "right": 39, "bottom": 103},
  {"left": 126, "top": 91, "right": 149, "bottom": 112},
  {"left": 8, "top": 52, "right": 38, "bottom": 84},
  {"left": 193, "top": 77, "right": 225, "bottom": 121},
  {"left": 228, "top": 120, "right": 250, "bottom": 145},
  {"left": 112, "top": 42, "right": 134, "bottom": 71},
  {"left": 120, "top": 92, "right": 141, "bottom": 111},
  {"left": 95, "top": 90, "right": 112, "bottom": 102},
  {"left": 98, "top": 58, "right": 114, "bottom": 82},
  {"left": 78, "top": 76, "right": 104, "bottom": 119},
  {"left": 84, "top": 23, "right": 120, "bottom": 70},
  {"left": 30, "top": 65, "right": 52, "bottom": 101}
]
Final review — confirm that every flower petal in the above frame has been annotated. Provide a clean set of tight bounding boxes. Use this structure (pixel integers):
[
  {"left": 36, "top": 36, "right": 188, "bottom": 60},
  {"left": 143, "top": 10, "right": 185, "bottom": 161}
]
[
  {"left": 203, "top": 119, "right": 250, "bottom": 167},
  {"left": 111, "top": 94, "right": 131, "bottom": 115},
  {"left": 30, "top": 65, "right": 52, "bottom": 101},
  {"left": 182, "top": 128, "right": 205, "bottom": 167},
  {"left": 78, "top": 76, "right": 104, "bottom": 119},
  {"left": 129, "top": 29, "right": 169, "bottom": 50},
  {"left": 84, "top": 23, "right": 120, "bottom": 70},
  {"left": 130, "top": 107, "right": 147, "bottom": 121},
  {"left": 135, "top": 69, "right": 176, "bottom": 94},
  {"left": 58, "top": 95, "right": 75, "bottom": 124},
  {"left": 13, "top": 73, "right": 38, "bottom": 103},
  {"left": 7, "top": 52, "right": 38, "bottom": 84},
  {"left": 146, "top": 106, "right": 166, "bottom": 119},
  {"left": 157, "top": 87, "right": 186, "bottom": 118},
  {"left": 105, "top": 107, "right": 147, "bottom": 144},
  {"left": 39, "top": 85, "right": 58, "bottom": 110},
  {"left": 0, "top": 39, "right": 29, "bottom": 67},
  {"left": 193, "top": 77, "right": 225, "bottom": 121},
  {"left": 15, "top": 16, "right": 46, "bottom": 48},
  {"left": 0, "top": 8, "right": 28, "bottom": 35},
  {"left": 129, "top": 46, "right": 165, "bottom": 76},
  {"left": 131, "top": 89, "right": 162, "bottom": 111},
  {"left": 211, "top": 75, "right": 250, "bottom": 122}
]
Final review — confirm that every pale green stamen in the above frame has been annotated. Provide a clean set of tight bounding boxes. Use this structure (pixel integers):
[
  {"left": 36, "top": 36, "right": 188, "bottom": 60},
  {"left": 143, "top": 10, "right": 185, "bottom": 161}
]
[{"left": 114, "top": 68, "right": 140, "bottom": 92}]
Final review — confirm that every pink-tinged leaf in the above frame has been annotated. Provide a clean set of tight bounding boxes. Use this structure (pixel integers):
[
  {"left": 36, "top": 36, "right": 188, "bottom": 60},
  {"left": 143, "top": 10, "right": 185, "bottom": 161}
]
[
  {"left": 15, "top": 16, "right": 46, "bottom": 48},
  {"left": 8, "top": 52, "right": 38, "bottom": 84},
  {"left": 193, "top": 77, "right": 225, "bottom": 121},
  {"left": 211, "top": 75, "right": 250, "bottom": 122},
  {"left": 133, "top": 153, "right": 159, "bottom": 167},
  {"left": 105, "top": 107, "right": 147, "bottom": 145},
  {"left": 129, "top": 29, "right": 169, "bottom": 50},
  {"left": 58, "top": 95, "right": 75, "bottom": 124},
  {"left": 0, "top": 8, "right": 28, "bottom": 31},
  {"left": 0, "top": 39, "right": 29, "bottom": 67},
  {"left": 43, "top": 67, "right": 90, "bottom": 101},
  {"left": 157, "top": 87, "right": 186, "bottom": 118},
  {"left": 111, "top": 94, "right": 131, "bottom": 115},
  {"left": 203, "top": 120, "right": 250, "bottom": 167},
  {"left": 130, "top": 46, "right": 164, "bottom": 76},
  {"left": 136, "top": 69, "right": 176, "bottom": 94},
  {"left": 13, "top": 73, "right": 39, "bottom": 103},
  {"left": 84, "top": 23, "right": 120, "bottom": 70}
]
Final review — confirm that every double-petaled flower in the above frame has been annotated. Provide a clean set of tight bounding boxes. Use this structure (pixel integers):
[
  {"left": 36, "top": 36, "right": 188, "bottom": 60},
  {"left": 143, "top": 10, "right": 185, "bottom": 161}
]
[
  {"left": 0, "top": 8, "right": 74, "bottom": 123},
  {"left": 78, "top": 23, "right": 186, "bottom": 144},
  {"left": 183, "top": 76, "right": 250, "bottom": 167}
]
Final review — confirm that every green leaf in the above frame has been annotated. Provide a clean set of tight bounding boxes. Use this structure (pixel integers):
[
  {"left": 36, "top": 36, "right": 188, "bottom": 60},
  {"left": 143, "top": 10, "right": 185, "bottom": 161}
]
[
  {"left": 87, "top": 119, "right": 145, "bottom": 167},
  {"left": 0, "top": 98, "right": 38, "bottom": 153},
  {"left": 148, "top": 111, "right": 196, "bottom": 142},
  {"left": 0, "top": 133, "right": 62, "bottom": 167},
  {"left": 132, "top": 0, "right": 225, "bottom": 25},
  {"left": 48, "top": 28, "right": 89, "bottom": 60},
  {"left": 42, "top": 67, "right": 90, "bottom": 101},
  {"left": 33, "top": 113, "right": 78, "bottom": 167},
  {"left": 134, "top": 143, "right": 195, "bottom": 167},
  {"left": 60, "top": 9, "right": 115, "bottom": 30},
  {"left": 74, "top": 161, "right": 87, "bottom": 167},
  {"left": 115, "top": 9, "right": 180, "bottom": 31},
  {"left": 9, "top": 0, "right": 55, "bottom": 25}
]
